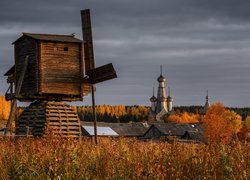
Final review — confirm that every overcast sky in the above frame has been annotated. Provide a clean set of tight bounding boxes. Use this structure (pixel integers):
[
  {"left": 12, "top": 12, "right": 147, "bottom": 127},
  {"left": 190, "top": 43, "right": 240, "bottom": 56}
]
[{"left": 1, "top": 0, "right": 250, "bottom": 107}]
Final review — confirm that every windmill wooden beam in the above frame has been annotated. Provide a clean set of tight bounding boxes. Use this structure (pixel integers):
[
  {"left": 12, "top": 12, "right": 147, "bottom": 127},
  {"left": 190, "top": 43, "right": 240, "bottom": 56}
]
[
  {"left": 81, "top": 9, "right": 117, "bottom": 144},
  {"left": 5, "top": 56, "right": 29, "bottom": 135},
  {"left": 81, "top": 9, "right": 95, "bottom": 75}
]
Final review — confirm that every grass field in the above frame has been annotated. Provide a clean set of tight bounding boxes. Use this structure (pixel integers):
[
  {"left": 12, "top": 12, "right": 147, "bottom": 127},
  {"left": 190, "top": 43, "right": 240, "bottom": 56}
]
[{"left": 0, "top": 137, "right": 249, "bottom": 179}]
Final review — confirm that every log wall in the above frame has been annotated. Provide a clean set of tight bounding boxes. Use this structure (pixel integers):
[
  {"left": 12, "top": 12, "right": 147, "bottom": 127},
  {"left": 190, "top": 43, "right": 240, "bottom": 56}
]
[
  {"left": 39, "top": 42, "right": 83, "bottom": 95},
  {"left": 16, "top": 101, "right": 81, "bottom": 137},
  {"left": 15, "top": 37, "right": 38, "bottom": 95}
]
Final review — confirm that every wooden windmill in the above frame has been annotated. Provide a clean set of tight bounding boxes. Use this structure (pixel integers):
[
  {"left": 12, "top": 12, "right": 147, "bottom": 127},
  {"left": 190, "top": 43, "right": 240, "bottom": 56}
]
[{"left": 4, "top": 9, "right": 117, "bottom": 137}]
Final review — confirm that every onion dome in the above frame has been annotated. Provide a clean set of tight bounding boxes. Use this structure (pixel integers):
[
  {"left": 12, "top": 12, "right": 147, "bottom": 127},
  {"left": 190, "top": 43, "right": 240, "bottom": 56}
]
[
  {"left": 157, "top": 74, "right": 166, "bottom": 82},
  {"left": 201, "top": 90, "right": 210, "bottom": 115},
  {"left": 150, "top": 95, "right": 157, "bottom": 102},
  {"left": 167, "top": 96, "right": 173, "bottom": 101},
  {"left": 150, "top": 87, "right": 157, "bottom": 102},
  {"left": 167, "top": 87, "right": 172, "bottom": 101}
]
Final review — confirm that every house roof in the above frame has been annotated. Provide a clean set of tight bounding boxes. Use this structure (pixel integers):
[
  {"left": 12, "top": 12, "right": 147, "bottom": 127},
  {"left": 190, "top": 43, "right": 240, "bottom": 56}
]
[
  {"left": 13, "top": 32, "right": 82, "bottom": 44},
  {"left": 4, "top": 65, "right": 15, "bottom": 76},
  {"left": 183, "top": 131, "right": 204, "bottom": 142},
  {"left": 111, "top": 123, "right": 148, "bottom": 137},
  {"left": 81, "top": 122, "right": 149, "bottom": 137},
  {"left": 144, "top": 122, "right": 203, "bottom": 136},
  {"left": 82, "top": 126, "right": 119, "bottom": 136},
  {"left": 81, "top": 122, "right": 204, "bottom": 138}
]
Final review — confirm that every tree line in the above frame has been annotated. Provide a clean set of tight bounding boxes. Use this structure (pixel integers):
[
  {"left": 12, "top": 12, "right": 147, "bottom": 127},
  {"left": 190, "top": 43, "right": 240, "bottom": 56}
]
[
  {"left": 76, "top": 105, "right": 149, "bottom": 123},
  {"left": 0, "top": 95, "right": 249, "bottom": 143},
  {"left": 76, "top": 105, "right": 250, "bottom": 123}
]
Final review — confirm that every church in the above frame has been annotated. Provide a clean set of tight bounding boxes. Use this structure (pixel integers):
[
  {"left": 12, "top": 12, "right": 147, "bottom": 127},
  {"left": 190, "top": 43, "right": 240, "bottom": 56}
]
[{"left": 149, "top": 66, "right": 173, "bottom": 121}]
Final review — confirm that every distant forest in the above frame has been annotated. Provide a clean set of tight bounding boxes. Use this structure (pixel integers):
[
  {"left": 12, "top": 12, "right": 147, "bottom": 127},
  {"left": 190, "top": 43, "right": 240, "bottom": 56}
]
[
  {"left": 76, "top": 105, "right": 250, "bottom": 123},
  {"left": 0, "top": 95, "right": 249, "bottom": 124},
  {"left": 76, "top": 105, "right": 149, "bottom": 123}
]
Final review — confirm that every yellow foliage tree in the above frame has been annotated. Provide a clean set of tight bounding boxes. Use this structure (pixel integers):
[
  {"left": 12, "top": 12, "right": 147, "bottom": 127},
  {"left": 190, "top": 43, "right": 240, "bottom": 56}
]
[
  {"left": 0, "top": 96, "right": 11, "bottom": 121},
  {"left": 244, "top": 116, "right": 250, "bottom": 131},
  {"left": 203, "top": 103, "right": 242, "bottom": 144},
  {"left": 239, "top": 116, "right": 250, "bottom": 141},
  {"left": 165, "top": 112, "right": 200, "bottom": 123}
]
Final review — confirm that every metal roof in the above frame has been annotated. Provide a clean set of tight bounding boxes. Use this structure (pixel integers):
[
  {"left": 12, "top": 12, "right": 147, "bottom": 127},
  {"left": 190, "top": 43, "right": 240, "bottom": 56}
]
[
  {"left": 82, "top": 126, "right": 119, "bottom": 136},
  {"left": 13, "top": 32, "right": 82, "bottom": 44},
  {"left": 81, "top": 122, "right": 148, "bottom": 137}
]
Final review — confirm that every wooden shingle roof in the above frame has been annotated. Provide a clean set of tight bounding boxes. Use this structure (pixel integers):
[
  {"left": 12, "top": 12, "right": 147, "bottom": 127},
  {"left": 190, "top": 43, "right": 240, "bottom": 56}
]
[
  {"left": 182, "top": 131, "right": 204, "bottom": 142},
  {"left": 144, "top": 122, "right": 203, "bottom": 137},
  {"left": 13, "top": 32, "right": 82, "bottom": 44},
  {"left": 81, "top": 122, "right": 204, "bottom": 139},
  {"left": 4, "top": 65, "right": 15, "bottom": 76}
]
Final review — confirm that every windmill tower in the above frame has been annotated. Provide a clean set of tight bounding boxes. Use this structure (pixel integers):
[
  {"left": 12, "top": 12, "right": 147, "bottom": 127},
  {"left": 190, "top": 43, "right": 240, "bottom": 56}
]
[{"left": 4, "top": 9, "right": 116, "bottom": 137}]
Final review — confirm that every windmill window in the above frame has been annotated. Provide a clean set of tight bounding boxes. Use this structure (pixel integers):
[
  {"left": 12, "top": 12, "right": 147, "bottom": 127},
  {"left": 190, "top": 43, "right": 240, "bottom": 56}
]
[{"left": 64, "top": 47, "right": 69, "bottom": 51}]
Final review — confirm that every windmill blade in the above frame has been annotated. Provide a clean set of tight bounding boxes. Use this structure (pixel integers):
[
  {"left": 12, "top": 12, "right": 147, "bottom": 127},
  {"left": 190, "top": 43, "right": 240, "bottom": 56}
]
[{"left": 81, "top": 9, "right": 95, "bottom": 76}]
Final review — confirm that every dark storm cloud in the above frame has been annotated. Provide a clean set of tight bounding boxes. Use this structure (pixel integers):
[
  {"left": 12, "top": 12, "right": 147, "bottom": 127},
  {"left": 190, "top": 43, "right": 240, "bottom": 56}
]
[{"left": 1, "top": 0, "right": 250, "bottom": 107}]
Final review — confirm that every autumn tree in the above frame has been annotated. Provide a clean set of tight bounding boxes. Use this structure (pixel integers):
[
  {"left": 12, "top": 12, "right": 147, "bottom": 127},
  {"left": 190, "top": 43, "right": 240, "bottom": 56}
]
[
  {"left": 239, "top": 116, "right": 250, "bottom": 141},
  {"left": 76, "top": 105, "right": 149, "bottom": 122},
  {"left": 203, "top": 102, "right": 242, "bottom": 144},
  {"left": 244, "top": 116, "right": 250, "bottom": 131},
  {"left": 164, "top": 112, "right": 201, "bottom": 123},
  {"left": 0, "top": 96, "right": 11, "bottom": 120}
]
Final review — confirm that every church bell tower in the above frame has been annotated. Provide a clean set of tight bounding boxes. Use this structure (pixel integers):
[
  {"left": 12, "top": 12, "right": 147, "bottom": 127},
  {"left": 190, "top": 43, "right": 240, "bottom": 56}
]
[
  {"left": 149, "top": 65, "right": 174, "bottom": 121},
  {"left": 156, "top": 65, "right": 168, "bottom": 114}
]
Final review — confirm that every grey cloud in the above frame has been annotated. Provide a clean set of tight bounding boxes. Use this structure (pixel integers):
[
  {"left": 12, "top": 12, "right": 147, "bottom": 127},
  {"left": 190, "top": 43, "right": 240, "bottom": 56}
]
[{"left": 1, "top": 0, "right": 250, "bottom": 107}]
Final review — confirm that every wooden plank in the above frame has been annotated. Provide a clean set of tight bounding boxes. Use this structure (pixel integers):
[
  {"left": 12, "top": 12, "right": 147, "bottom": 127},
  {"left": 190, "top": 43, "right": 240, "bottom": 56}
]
[
  {"left": 16, "top": 101, "right": 81, "bottom": 137},
  {"left": 81, "top": 9, "right": 95, "bottom": 75},
  {"left": 14, "top": 37, "right": 38, "bottom": 97},
  {"left": 39, "top": 41, "right": 82, "bottom": 96},
  {"left": 41, "top": 83, "right": 80, "bottom": 95},
  {"left": 88, "top": 63, "right": 117, "bottom": 84}
]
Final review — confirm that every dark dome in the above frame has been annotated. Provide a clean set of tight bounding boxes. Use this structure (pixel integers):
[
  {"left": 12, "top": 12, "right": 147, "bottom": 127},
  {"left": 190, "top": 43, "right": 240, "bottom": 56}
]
[
  {"left": 157, "top": 75, "right": 166, "bottom": 82},
  {"left": 150, "top": 95, "right": 157, "bottom": 102},
  {"left": 167, "top": 96, "right": 173, "bottom": 101}
]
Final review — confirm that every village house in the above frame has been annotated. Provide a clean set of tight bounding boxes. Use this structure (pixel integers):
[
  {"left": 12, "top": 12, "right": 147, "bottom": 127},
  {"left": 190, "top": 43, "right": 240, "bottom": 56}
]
[
  {"left": 80, "top": 121, "right": 205, "bottom": 143},
  {"left": 141, "top": 123, "right": 204, "bottom": 143},
  {"left": 81, "top": 122, "right": 148, "bottom": 138}
]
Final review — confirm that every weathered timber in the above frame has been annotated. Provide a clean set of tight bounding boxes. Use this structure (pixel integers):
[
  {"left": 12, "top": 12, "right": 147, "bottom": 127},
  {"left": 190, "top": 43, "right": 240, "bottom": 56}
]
[
  {"left": 15, "top": 37, "right": 37, "bottom": 95},
  {"left": 16, "top": 101, "right": 81, "bottom": 137},
  {"left": 5, "top": 56, "right": 29, "bottom": 135},
  {"left": 81, "top": 9, "right": 95, "bottom": 75},
  {"left": 12, "top": 33, "right": 89, "bottom": 101}
]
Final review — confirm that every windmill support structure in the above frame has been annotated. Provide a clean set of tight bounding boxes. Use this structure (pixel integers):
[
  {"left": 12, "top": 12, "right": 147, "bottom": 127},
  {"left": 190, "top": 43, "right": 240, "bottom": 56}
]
[{"left": 5, "top": 56, "right": 29, "bottom": 135}]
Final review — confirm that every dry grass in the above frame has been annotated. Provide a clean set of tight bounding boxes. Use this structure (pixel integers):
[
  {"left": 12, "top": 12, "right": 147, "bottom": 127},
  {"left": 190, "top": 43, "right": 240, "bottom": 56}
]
[{"left": 0, "top": 137, "right": 249, "bottom": 179}]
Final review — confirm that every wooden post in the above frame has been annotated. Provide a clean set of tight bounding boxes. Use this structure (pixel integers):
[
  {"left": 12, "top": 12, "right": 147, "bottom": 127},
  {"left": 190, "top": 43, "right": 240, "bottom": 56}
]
[
  {"left": 26, "top": 126, "right": 29, "bottom": 137},
  {"left": 5, "top": 56, "right": 29, "bottom": 135},
  {"left": 91, "top": 84, "right": 98, "bottom": 144}
]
